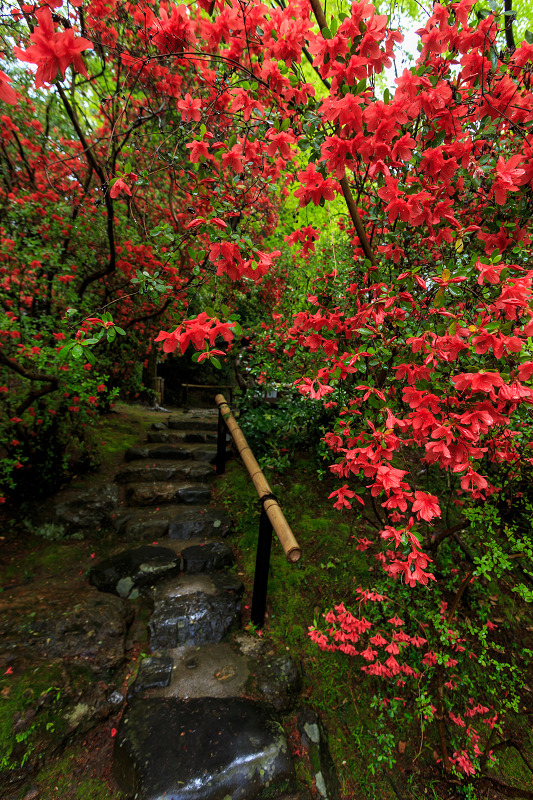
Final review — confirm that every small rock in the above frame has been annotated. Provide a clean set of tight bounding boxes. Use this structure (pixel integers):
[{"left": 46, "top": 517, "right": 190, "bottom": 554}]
[
  {"left": 256, "top": 656, "right": 301, "bottom": 712},
  {"left": 297, "top": 707, "right": 341, "bottom": 800},
  {"left": 132, "top": 654, "right": 173, "bottom": 695}
]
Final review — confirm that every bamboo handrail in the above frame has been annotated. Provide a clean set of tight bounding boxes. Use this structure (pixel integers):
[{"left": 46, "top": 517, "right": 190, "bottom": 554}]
[{"left": 215, "top": 393, "right": 301, "bottom": 563}]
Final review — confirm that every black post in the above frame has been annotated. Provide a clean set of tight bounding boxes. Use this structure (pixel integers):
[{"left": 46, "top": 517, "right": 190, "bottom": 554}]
[
  {"left": 251, "top": 506, "right": 273, "bottom": 628},
  {"left": 216, "top": 408, "right": 227, "bottom": 475}
]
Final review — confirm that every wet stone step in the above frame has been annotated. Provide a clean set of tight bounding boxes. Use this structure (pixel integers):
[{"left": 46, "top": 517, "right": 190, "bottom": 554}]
[
  {"left": 115, "top": 461, "right": 215, "bottom": 484},
  {"left": 130, "top": 652, "right": 174, "bottom": 696},
  {"left": 169, "top": 506, "right": 233, "bottom": 540},
  {"left": 124, "top": 481, "right": 211, "bottom": 507},
  {"left": 167, "top": 418, "right": 218, "bottom": 432},
  {"left": 148, "top": 573, "right": 243, "bottom": 649},
  {"left": 113, "top": 696, "right": 294, "bottom": 800},
  {"left": 147, "top": 430, "right": 220, "bottom": 444},
  {"left": 181, "top": 541, "right": 234, "bottom": 573},
  {"left": 125, "top": 444, "right": 225, "bottom": 463},
  {"left": 155, "top": 642, "right": 249, "bottom": 700},
  {"left": 89, "top": 545, "right": 181, "bottom": 599},
  {"left": 112, "top": 505, "right": 233, "bottom": 541}
]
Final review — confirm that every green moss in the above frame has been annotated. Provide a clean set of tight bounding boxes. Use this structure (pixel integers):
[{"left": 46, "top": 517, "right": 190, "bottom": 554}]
[
  {"left": 27, "top": 750, "right": 122, "bottom": 800},
  {"left": 0, "top": 663, "right": 66, "bottom": 772}
]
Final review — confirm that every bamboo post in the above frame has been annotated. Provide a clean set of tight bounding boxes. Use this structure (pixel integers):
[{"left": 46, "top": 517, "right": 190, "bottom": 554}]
[{"left": 215, "top": 394, "right": 301, "bottom": 563}]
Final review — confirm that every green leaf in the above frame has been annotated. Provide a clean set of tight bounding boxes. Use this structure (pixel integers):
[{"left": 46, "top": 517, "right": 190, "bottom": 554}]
[
  {"left": 211, "top": 356, "right": 222, "bottom": 369},
  {"left": 71, "top": 344, "right": 84, "bottom": 359},
  {"left": 280, "top": 118, "right": 290, "bottom": 131},
  {"left": 205, "top": 306, "right": 217, "bottom": 318},
  {"left": 114, "top": 326, "right": 126, "bottom": 335},
  {"left": 107, "top": 328, "right": 116, "bottom": 343},
  {"left": 322, "top": 26, "right": 332, "bottom": 39}
]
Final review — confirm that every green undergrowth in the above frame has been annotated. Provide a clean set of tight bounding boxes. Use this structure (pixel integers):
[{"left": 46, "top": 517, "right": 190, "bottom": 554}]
[
  {"left": 12, "top": 746, "right": 122, "bottom": 800},
  {"left": 89, "top": 402, "right": 151, "bottom": 456}
]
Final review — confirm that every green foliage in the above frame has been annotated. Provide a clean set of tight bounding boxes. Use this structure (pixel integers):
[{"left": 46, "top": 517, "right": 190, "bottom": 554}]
[{"left": 237, "top": 390, "right": 332, "bottom": 472}]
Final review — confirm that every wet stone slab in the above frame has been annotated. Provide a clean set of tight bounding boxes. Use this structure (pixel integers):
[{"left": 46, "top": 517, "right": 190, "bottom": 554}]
[
  {"left": 168, "top": 506, "right": 233, "bottom": 540},
  {"left": 147, "top": 430, "right": 219, "bottom": 444},
  {"left": 130, "top": 653, "right": 174, "bottom": 695},
  {"left": 89, "top": 545, "right": 181, "bottom": 598},
  {"left": 161, "top": 642, "right": 249, "bottom": 700},
  {"left": 167, "top": 416, "right": 218, "bottom": 432},
  {"left": 148, "top": 573, "right": 243, "bottom": 649},
  {"left": 115, "top": 461, "right": 215, "bottom": 484},
  {"left": 181, "top": 541, "right": 234, "bottom": 573},
  {"left": 113, "top": 696, "right": 294, "bottom": 800},
  {"left": 124, "top": 481, "right": 211, "bottom": 507}
]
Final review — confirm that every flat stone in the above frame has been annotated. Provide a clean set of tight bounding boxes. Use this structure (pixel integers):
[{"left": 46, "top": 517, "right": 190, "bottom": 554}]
[
  {"left": 115, "top": 461, "right": 215, "bottom": 484},
  {"left": 124, "top": 482, "right": 211, "bottom": 507},
  {"left": 190, "top": 446, "right": 218, "bottom": 463},
  {"left": 54, "top": 485, "right": 119, "bottom": 531},
  {"left": 182, "top": 542, "right": 234, "bottom": 573},
  {"left": 151, "top": 422, "right": 168, "bottom": 430},
  {"left": 168, "top": 417, "right": 218, "bottom": 432},
  {"left": 147, "top": 430, "right": 220, "bottom": 444},
  {"left": 168, "top": 507, "right": 233, "bottom": 540},
  {"left": 124, "top": 445, "right": 192, "bottom": 461},
  {"left": 89, "top": 545, "right": 181, "bottom": 597},
  {"left": 131, "top": 653, "right": 174, "bottom": 695},
  {"left": 113, "top": 696, "right": 294, "bottom": 800},
  {"left": 148, "top": 573, "right": 243, "bottom": 649},
  {"left": 113, "top": 510, "right": 171, "bottom": 540},
  {"left": 161, "top": 643, "right": 249, "bottom": 699}
]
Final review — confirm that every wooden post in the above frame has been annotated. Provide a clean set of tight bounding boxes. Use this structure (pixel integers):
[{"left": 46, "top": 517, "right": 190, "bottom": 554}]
[{"left": 251, "top": 506, "right": 273, "bottom": 628}]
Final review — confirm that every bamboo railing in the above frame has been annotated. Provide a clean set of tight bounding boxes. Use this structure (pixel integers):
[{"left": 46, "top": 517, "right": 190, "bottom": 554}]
[{"left": 215, "top": 393, "right": 301, "bottom": 625}]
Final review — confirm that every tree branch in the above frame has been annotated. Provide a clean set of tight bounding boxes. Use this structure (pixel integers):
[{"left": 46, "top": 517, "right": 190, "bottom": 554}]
[{"left": 55, "top": 84, "right": 117, "bottom": 298}]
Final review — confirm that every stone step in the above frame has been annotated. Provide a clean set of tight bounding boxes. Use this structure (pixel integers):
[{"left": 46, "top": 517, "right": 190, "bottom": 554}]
[
  {"left": 167, "top": 411, "right": 219, "bottom": 432},
  {"left": 147, "top": 429, "right": 222, "bottom": 445},
  {"left": 89, "top": 545, "right": 181, "bottom": 599},
  {"left": 125, "top": 443, "right": 225, "bottom": 463},
  {"left": 113, "top": 505, "right": 233, "bottom": 541},
  {"left": 115, "top": 460, "right": 215, "bottom": 485},
  {"left": 132, "top": 638, "right": 300, "bottom": 711},
  {"left": 124, "top": 481, "right": 211, "bottom": 507},
  {"left": 113, "top": 696, "right": 295, "bottom": 800},
  {"left": 148, "top": 572, "right": 243, "bottom": 649}
]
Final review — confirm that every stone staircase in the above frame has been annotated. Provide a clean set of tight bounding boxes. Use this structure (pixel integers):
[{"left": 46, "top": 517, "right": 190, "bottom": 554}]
[{"left": 87, "top": 408, "right": 307, "bottom": 800}]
